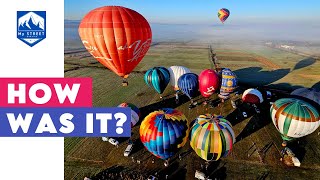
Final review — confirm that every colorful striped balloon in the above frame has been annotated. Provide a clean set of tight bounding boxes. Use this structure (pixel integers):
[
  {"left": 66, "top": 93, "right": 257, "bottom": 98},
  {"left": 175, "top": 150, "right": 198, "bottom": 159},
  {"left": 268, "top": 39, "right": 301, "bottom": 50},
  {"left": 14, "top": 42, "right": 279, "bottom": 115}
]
[
  {"left": 144, "top": 67, "right": 170, "bottom": 95},
  {"left": 190, "top": 114, "right": 235, "bottom": 161},
  {"left": 218, "top": 8, "right": 230, "bottom": 23},
  {"left": 118, "top": 102, "right": 140, "bottom": 127},
  {"left": 270, "top": 98, "right": 320, "bottom": 142},
  {"left": 140, "top": 108, "right": 189, "bottom": 160}
]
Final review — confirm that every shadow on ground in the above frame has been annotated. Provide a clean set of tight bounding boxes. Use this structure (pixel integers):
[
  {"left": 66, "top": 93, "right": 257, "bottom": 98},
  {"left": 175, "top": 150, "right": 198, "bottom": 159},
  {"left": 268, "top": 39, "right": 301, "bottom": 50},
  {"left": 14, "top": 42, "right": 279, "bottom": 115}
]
[
  {"left": 234, "top": 67, "right": 290, "bottom": 86},
  {"left": 293, "top": 57, "right": 316, "bottom": 71}
]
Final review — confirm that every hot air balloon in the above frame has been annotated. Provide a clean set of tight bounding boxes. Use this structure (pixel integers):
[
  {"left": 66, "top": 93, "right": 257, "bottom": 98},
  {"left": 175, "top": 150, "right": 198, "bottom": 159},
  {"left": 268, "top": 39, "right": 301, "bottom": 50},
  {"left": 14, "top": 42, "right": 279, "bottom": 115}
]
[
  {"left": 190, "top": 114, "right": 235, "bottom": 161},
  {"left": 242, "top": 88, "right": 264, "bottom": 104},
  {"left": 199, "top": 69, "right": 220, "bottom": 99},
  {"left": 140, "top": 108, "right": 189, "bottom": 160},
  {"left": 178, "top": 73, "right": 199, "bottom": 108},
  {"left": 218, "top": 8, "right": 230, "bottom": 23},
  {"left": 144, "top": 67, "right": 170, "bottom": 98},
  {"left": 168, "top": 66, "right": 191, "bottom": 90},
  {"left": 291, "top": 88, "right": 320, "bottom": 106},
  {"left": 219, "top": 68, "right": 237, "bottom": 101},
  {"left": 168, "top": 66, "right": 191, "bottom": 103},
  {"left": 79, "top": 6, "right": 152, "bottom": 86},
  {"left": 270, "top": 98, "right": 320, "bottom": 146},
  {"left": 118, "top": 102, "right": 140, "bottom": 127},
  {"left": 220, "top": 68, "right": 237, "bottom": 93}
]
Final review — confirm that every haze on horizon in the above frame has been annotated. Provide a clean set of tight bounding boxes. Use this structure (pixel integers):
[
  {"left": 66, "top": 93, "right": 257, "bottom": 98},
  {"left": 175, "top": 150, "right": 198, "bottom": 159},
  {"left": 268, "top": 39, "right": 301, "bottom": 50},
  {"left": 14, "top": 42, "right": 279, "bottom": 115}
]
[{"left": 65, "top": 0, "right": 320, "bottom": 55}]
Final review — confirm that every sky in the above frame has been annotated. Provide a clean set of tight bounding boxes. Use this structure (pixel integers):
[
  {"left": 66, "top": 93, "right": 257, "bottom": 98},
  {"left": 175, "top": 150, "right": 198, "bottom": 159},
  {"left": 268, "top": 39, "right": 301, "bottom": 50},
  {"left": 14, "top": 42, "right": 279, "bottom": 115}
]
[{"left": 65, "top": 0, "right": 320, "bottom": 24}]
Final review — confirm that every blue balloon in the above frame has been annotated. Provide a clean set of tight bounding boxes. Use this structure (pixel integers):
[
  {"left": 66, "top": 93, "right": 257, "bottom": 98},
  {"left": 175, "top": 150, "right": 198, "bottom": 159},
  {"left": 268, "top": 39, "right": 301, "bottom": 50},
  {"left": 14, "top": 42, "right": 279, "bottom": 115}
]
[
  {"left": 220, "top": 68, "right": 237, "bottom": 93},
  {"left": 178, "top": 73, "right": 199, "bottom": 99},
  {"left": 144, "top": 67, "right": 170, "bottom": 94}
]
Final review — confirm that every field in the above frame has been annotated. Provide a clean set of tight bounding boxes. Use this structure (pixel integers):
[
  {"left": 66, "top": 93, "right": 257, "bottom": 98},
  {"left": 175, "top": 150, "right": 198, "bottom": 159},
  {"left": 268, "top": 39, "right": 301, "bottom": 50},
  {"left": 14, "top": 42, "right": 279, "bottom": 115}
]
[{"left": 64, "top": 43, "right": 320, "bottom": 180}]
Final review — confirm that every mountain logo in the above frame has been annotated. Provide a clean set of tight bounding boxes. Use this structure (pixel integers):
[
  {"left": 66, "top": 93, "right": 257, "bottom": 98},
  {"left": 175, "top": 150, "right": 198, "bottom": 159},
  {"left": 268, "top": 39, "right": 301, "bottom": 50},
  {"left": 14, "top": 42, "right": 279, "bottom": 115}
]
[{"left": 17, "top": 11, "right": 46, "bottom": 47}]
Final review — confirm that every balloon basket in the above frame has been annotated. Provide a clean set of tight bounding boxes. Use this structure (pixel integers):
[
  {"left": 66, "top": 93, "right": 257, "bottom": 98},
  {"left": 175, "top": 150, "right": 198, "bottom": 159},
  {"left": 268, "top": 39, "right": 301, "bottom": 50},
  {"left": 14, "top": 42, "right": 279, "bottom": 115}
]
[
  {"left": 122, "top": 77, "right": 128, "bottom": 86},
  {"left": 282, "top": 141, "right": 287, "bottom": 147}
]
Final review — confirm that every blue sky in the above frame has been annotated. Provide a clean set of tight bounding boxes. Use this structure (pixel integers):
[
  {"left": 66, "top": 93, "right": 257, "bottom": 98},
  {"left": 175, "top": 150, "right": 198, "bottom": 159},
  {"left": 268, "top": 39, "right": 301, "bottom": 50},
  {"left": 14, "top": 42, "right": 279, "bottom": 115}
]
[{"left": 65, "top": 0, "right": 320, "bottom": 24}]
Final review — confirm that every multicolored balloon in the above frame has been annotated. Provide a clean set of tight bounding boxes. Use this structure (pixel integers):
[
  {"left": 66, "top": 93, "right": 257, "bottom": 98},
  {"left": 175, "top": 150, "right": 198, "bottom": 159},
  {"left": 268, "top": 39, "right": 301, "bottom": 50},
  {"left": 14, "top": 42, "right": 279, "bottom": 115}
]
[
  {"left": 270, "top": 98, "right": 320, "bottom": 145},
  {"left": 242, "top": 88, "right": 264, "bottom": 104},
  {"left": 118, "top": 102, "right": 140, "bottom": 127},
  {"left": 218, "top": 8, "right": 230, "bottom": 23},
  {"left": 190, "top": 114, "right": 235, "bottom": 161},
  {"left": 291, "top": 88, "right": 320, "bottom": 106},
  {"left": 178, "top": 73, "right": 199, "bottom": 99},
  {"left": 79, "top": 6, "right": 152, "bottom": 82},
  {"left": 144, "top": 67, "right": 170, "bottom": 95},
  {"left": 220, "top": 68, "right": 237, "bottom": 93},
  {"left": 199, "top": 69, "right": 220, "bottom": 98},
  {"left": 140, "top": 108, "right": 189, "bottom": 160},
  {"left": 167, "top": 66, "right": 191, "bottom": 90}
]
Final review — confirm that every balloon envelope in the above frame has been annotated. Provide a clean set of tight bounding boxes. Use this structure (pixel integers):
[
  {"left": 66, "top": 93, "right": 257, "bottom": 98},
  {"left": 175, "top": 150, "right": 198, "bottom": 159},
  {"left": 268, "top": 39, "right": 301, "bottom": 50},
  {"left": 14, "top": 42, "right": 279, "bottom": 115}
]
[
  {"left": 242, "top": 88, "right": 264, "bottom": 104},
  {"left": 190, "top": 114, "right": 235, "bottom": 161},
  {"left": 270, "top": 98, "right": 320, "bottom": 141},
  {"left": 168, "top": 66, "right": 191, "bottom": 90},
  {"left": 291, "top": 88, "right": 320, "bottom": 106},
  {"left": 79, "top": 6, "right": 152, "bottom": 77},
  {"left": 178, "top": 73, "right": 199, "bottom": 99},
  {"left": 144, "top": 67, "right": 170, "bottom": 94},
  {"left": 220, "top": 68, "right": 237, "bottom": 93},
  {"left": 199, "top": 69, "right": 220, "bottom": 98},
  {"left": 118, "top": 102, "right": 140, "bottom": 127},
  {"left": 140, "top": 108, "right": 189, "bottom": 160},
  {"left": 218, "top": 8, "right": 230, "bottom": 23}
]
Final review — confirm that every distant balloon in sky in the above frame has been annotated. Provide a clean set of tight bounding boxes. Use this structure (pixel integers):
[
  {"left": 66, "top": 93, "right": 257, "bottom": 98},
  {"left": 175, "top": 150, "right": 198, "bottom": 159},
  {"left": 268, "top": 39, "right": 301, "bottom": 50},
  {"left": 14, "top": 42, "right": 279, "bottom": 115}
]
[
  {"left": 79, "top": 6, "right": 152, "bottom": 85},
  {"left": 218, "top": 8, "right": 230, "bottom": 23}
]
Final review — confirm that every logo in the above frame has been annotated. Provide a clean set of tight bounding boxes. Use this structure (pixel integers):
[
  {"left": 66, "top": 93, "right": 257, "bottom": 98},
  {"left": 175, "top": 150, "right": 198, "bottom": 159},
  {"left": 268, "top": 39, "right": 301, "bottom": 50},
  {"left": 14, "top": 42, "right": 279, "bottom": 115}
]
[
  {"left": 17, "top": 11, "right": 46, "bottom": 47},
  {"left": 82, "top": 38, "right": 152, "bottom": 62}
]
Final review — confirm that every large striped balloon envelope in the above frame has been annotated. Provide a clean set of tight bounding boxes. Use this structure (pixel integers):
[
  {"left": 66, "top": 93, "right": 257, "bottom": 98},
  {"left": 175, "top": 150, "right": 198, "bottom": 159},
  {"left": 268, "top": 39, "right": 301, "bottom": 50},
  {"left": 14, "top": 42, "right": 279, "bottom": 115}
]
[
  {"left": 270, "top": 98, "right": 320, "bottom": 142},
  {"left": 140, "top": 108, "right": 189, "bottom": 160},
  {"left": 190, "top": 114, "right": 235, "bottom": 161}
]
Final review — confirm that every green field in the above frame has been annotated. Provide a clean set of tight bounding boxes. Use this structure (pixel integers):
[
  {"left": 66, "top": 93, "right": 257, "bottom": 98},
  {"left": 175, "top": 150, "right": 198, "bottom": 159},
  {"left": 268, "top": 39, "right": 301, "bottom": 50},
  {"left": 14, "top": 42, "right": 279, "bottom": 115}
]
[{"left": 64, "top": 43, "right": 320, "bottom": 180}]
